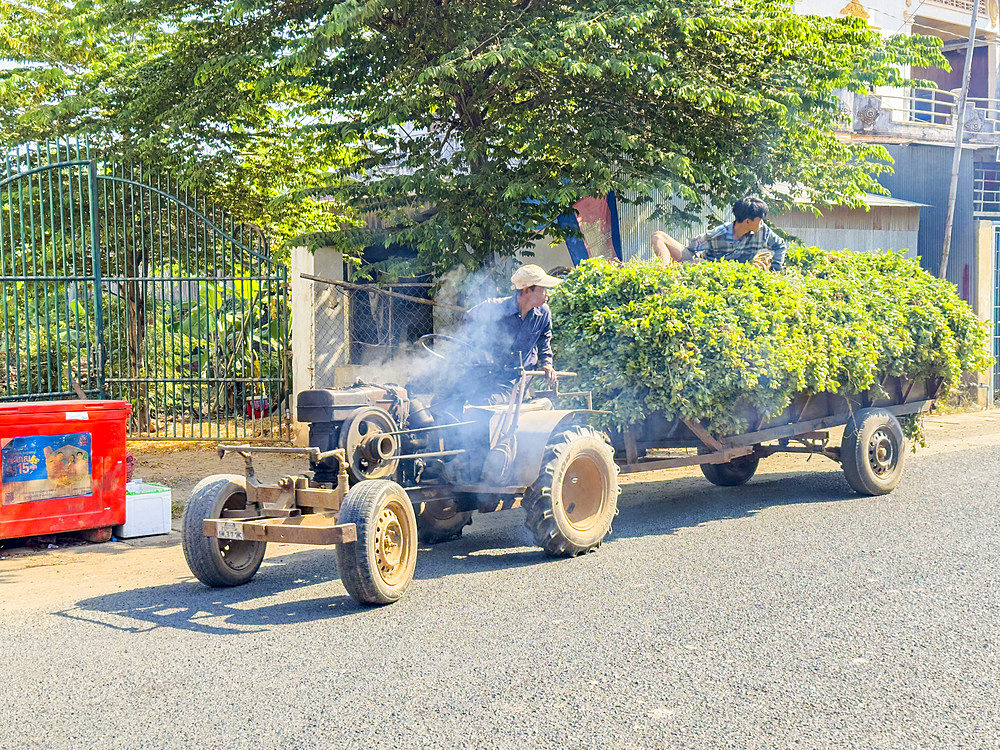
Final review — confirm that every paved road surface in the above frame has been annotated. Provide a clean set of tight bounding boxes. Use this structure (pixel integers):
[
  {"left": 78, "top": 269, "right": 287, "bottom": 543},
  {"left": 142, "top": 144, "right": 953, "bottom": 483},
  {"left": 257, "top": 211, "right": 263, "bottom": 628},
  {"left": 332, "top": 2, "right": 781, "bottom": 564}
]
[{"left": 1, "top": 415, "right": 998, "bottom": 749}]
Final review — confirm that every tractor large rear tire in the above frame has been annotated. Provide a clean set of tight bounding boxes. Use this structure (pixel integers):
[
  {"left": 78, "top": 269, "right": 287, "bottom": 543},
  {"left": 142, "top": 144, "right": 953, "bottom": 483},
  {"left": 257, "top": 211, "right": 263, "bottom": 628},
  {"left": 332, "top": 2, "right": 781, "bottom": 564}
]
[
  {"left": 416, "top": 503, "right": 473, "bottom": 544},
  {"left": 841, "top": 408, "right": 905, "bottom": 496},
  {"left": 182, "top": 474, "right": 265, "bottom": 587},
  {"left": 335, "top": 480, "right": 418, "bottom": 605},
  {"left": 523, "top": 426, "right": 619, "bottom": 557}
]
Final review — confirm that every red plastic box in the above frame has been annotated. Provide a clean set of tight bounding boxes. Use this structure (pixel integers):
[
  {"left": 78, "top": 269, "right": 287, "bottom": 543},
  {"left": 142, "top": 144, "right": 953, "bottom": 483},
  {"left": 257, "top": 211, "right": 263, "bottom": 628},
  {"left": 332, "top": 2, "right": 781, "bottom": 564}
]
[{"left": 0, "top": 400, "right": 132, "bottom": 541}]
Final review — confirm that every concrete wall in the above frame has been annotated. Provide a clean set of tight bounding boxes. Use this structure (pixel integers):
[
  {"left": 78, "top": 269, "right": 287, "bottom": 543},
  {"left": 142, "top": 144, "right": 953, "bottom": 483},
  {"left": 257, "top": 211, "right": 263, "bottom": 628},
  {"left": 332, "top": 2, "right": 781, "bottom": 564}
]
[{"left": 515, "top": 237, "right": 575, "bottom": 273}]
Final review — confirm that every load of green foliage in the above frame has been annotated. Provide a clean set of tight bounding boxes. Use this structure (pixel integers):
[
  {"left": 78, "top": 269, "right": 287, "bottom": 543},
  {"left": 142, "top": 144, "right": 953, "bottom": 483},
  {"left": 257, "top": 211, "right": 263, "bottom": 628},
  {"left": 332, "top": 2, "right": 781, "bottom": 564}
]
[{"left": 549, "top": 247, "right": 992, "bottom": 438}]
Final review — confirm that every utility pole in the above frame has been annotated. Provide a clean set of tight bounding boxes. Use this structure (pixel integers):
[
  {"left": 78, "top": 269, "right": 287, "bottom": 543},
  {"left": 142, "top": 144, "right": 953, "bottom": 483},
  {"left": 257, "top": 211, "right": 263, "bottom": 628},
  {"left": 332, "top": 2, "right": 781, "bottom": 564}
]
[{"left": 940, "top": 0, "right": 980, "bottom": 279}]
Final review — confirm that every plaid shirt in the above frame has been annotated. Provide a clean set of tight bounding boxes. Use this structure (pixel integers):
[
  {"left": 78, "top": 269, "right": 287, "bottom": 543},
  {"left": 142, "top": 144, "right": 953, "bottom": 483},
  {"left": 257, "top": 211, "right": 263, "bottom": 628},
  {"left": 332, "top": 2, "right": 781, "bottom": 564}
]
[{"left": 688, "top": 221, "right": 787, "bottom": 271}]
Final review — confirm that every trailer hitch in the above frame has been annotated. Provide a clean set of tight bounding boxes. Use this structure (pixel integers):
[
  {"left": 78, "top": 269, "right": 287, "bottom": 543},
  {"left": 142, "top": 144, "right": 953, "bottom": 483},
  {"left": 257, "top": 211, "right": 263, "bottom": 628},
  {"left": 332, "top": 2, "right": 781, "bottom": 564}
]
[{"left": 215, "top": 444, "right": 350, "bottom": 512}]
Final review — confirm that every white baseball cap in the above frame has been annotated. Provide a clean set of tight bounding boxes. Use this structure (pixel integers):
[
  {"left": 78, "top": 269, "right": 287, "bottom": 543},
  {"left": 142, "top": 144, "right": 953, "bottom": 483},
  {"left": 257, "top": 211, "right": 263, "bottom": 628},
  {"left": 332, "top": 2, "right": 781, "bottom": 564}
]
[{"left": 511, "top": 264, "right": 563, "bottom": 290}]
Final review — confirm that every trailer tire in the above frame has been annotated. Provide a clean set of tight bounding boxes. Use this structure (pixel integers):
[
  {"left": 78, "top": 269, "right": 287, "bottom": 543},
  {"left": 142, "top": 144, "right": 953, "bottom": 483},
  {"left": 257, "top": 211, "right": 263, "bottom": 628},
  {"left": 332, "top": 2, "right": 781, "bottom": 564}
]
[
  {"left": 182, "top": 474, "right": 265, "bottom": 587},
  {"left": 523, "top": 426, "right": 619, "bottom": 557},
  {"left": 335, "top": 480, "right": 418, "bottom": 605},
  {"left": 841, "top": 408, "right": 905, "bottom": 496},
  {"left": 700, "top": 454, "right": 760, "bottom": 486},
  {"left": 416, "top": 503, "right": 473, "bottom": 544}
]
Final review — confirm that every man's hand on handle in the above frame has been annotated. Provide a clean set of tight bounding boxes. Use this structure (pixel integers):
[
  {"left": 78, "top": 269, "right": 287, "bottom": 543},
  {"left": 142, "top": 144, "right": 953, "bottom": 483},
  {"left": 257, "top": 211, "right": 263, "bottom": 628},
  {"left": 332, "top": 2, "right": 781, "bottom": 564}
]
[{"left": 542, "top": 364, "right": 558, "bottom": 388}]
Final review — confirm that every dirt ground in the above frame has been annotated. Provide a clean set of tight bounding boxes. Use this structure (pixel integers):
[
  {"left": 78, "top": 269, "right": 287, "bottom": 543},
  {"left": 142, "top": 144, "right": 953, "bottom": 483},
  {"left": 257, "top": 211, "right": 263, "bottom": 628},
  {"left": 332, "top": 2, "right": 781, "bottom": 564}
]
[
  {"left": 126, "top": 442, "right": 309, "bottom": 515},
  {"left": 2, "top": 407, "right": 999, "bottom": 612}
]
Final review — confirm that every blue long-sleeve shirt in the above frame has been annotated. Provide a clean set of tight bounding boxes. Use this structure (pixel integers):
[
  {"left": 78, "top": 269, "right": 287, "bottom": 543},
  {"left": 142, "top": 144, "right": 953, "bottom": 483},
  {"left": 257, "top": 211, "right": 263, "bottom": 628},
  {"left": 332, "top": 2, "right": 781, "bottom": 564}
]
[{"left": 465, "top": 294, "right": 553, "bottom": 372}]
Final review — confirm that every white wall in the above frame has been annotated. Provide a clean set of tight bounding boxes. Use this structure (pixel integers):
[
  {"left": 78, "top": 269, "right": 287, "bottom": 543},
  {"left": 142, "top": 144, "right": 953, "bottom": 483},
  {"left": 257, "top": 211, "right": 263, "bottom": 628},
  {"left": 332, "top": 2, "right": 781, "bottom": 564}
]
[{"left": 794, "top": 0, "right": 910, "bottom": 33}]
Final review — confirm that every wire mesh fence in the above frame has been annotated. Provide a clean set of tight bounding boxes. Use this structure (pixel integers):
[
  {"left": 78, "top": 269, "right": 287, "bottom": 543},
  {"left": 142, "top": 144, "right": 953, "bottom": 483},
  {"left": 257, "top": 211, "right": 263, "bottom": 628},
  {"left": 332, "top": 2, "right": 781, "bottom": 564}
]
[{"left": 310, "top": 281, "right": 438, "bottom": 387}]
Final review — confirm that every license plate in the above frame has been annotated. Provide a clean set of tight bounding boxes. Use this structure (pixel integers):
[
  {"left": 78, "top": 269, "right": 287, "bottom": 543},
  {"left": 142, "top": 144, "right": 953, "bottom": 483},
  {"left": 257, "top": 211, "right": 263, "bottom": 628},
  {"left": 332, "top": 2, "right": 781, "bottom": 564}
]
[{"left": 215, "top": 521, "right": 245, "bottom": 540}]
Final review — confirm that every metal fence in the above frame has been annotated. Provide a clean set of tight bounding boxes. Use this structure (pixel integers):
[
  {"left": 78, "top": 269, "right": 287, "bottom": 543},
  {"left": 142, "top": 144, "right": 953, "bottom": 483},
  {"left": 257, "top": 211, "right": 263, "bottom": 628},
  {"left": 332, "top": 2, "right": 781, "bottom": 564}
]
[
  {"left": 347, "top": 282, "right": 435, "bottom": 364},
  {"left": 1, "top": 139, "right": 290, "bottom": 440}
]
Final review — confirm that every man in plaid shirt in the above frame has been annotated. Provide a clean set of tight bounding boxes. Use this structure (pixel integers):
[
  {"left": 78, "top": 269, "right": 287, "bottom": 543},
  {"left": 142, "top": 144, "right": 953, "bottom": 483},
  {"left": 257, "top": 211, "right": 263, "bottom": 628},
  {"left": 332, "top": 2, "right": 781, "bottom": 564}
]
[{"left": 651, "top": 196, "right": 787, "bottom": 272}]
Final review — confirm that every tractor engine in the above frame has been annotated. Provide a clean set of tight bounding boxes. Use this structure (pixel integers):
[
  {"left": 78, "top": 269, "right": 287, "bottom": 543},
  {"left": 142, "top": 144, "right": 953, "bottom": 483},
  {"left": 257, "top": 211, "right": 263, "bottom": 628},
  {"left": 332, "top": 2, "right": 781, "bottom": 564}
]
[{"left": 296, "top": 381, "right": 427, "bottom": 485}]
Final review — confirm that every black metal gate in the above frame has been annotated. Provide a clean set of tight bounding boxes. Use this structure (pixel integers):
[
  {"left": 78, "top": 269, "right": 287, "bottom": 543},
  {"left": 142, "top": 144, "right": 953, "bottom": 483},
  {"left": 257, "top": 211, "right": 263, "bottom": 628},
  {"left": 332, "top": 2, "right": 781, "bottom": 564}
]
[{"left": 0, "top": 140, "right": 289, "bottom": 440}]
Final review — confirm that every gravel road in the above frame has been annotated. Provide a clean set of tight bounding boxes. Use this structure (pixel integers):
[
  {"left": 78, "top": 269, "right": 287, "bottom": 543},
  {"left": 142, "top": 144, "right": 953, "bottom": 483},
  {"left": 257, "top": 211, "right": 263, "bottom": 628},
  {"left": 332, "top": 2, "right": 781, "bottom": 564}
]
[{"left": 1, "top": 414, "right": 998, "bottom": 749}]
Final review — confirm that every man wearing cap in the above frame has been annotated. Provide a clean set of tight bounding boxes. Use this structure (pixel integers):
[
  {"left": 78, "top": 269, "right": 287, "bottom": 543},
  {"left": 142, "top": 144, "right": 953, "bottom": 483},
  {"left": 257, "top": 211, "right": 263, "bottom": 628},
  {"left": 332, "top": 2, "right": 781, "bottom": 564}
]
[{"left": 462, "top": 263, "right": 562, "bottom": 404}]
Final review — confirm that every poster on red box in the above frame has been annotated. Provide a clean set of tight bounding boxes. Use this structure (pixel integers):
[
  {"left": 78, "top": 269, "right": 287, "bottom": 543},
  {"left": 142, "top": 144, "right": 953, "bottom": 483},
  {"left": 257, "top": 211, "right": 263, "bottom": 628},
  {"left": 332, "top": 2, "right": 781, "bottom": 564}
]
[{"left": 1, "top": 433, "right": 94, "bottom": 505}]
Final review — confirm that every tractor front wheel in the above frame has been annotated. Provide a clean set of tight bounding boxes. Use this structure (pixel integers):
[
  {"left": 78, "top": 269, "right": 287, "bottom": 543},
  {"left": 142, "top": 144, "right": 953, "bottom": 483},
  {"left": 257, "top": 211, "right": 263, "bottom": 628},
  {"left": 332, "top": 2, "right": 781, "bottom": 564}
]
[
  {"left": 335, "top": 480, "right": 418, "bottom": 605},
  {"left": 523, "top": 426, "right": 619, "bottom": 557},
  {"left": 182, "top": 474, "right": 265, "bottom": 587}
]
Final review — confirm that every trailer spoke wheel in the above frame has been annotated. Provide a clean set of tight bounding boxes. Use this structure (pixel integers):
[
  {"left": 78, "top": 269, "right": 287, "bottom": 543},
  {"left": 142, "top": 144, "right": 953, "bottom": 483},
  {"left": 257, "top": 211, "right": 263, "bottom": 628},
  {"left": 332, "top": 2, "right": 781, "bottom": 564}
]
[
  {"left": 841, "top": 408, "right": 905, "bottom": 496},
  {"left": 336, "top": 480, "right": 417, "bottom": 605},
  {"left": 699, "top": 451, "right": 760, "bottom": 486},
  {"left": 182, "top": 474, "right": 265, "bottom": 587},
  {"left": 524, "top": 426, "right": 619, "bottom": 557},
  {"left": 868, "top": 429, "right": 895, "bottom": 476}
]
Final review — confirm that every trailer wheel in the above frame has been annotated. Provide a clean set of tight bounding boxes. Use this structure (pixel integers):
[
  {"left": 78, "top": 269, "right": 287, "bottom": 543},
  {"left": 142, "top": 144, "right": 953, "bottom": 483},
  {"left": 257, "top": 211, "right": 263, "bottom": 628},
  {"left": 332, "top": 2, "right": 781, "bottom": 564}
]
[
  {"left": 523, "top": 426, "right": 619, "bottom": 557},
  {"left": 182, "top": 474, "right": 265, "bottom": 587},
  {"left": 841, "top": 408, "right": 905, "bottom": 496},
  {"left": 335, "top": 480, "right": 418, "bottom": 605},
  {"left": 700, "top": 453, "right": 760, "bottom": 486},
  {"left": 416, "top": 502, "right": 473, "bottom": 544}
]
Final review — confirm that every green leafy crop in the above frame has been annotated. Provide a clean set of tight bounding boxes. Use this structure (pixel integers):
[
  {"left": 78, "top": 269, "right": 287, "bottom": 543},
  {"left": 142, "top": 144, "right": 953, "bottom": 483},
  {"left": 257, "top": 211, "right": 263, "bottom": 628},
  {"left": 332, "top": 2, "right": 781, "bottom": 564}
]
[{"left": 549, "top": 247, "right": 992, "bottom": 437}]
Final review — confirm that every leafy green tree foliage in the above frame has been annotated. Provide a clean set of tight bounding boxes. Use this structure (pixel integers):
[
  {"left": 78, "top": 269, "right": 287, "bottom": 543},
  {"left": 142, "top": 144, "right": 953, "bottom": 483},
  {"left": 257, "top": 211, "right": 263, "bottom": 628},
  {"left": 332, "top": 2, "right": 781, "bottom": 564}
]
[
  {"left": 0, "top": 0, "right": 346, "bottom": 258},
  {"left": 292, "top": 0, "right": 944, "bottom": 271},
  {"left": 549, "top": 249, "right": 992, "bottom": 437},
  {"left": 2, "top": 0, "right": 945, "bottom": 272}
]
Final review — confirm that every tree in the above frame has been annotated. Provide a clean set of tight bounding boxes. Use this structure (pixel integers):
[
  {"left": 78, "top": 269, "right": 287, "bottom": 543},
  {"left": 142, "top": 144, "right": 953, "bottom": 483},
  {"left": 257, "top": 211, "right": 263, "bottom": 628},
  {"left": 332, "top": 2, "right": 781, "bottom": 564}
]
[
  {"left": 296, "top": 0, "right": 946, "bottom": 272},
  {"left": 2, "top": 0, "right": 946, "bottom": 273},
  {"left": 0, "top": 0, "right": 347, "bottom": 259}
]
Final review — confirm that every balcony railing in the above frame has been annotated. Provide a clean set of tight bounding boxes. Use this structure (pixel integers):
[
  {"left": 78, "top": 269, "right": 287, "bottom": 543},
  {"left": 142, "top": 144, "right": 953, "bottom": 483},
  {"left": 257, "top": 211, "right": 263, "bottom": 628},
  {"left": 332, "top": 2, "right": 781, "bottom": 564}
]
[
  {"left": 926, "top": 0, "right": 988, "bottom": 15},
  {"left": 882, "top": 87, "right": 1000, "bottom": 132}
]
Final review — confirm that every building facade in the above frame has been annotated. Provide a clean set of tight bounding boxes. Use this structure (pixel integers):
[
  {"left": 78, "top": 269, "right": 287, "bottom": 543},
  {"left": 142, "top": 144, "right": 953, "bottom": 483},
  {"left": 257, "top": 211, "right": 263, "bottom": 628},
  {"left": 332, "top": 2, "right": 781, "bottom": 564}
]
[{"left": 797, "top": 0, "right": 999, "bottom": 398}]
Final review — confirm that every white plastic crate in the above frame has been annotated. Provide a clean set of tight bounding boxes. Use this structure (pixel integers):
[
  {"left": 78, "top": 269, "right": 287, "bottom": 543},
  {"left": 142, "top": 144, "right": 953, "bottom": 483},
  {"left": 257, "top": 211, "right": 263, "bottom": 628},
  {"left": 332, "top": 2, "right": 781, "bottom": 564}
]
[{"left": 115, "top": 481, "right": 172, "bottom": 538}]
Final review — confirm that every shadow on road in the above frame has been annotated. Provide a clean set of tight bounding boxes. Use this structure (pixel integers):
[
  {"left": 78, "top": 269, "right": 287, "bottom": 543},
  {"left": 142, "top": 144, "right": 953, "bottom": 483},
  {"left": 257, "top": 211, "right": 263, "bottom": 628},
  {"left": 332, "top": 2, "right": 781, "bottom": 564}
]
[
  {"left": 613, "top": 469, "right": 858, "bottom": 540},
  {"left": 56, "top": 468, "right": 857, "bottom": 634},
  {"left": 55, "top": 532, "right": 554, "bottom": 635}
]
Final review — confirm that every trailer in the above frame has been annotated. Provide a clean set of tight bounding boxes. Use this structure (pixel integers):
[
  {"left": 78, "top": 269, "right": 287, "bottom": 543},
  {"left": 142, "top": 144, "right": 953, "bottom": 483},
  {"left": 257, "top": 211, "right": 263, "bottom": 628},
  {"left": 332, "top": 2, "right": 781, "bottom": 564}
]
[
  {"left": 181, "top": 336, "right": 940, "bottom": 606},
  {"left": 612, "top": 374, "right": 941, "bottom": 496}
]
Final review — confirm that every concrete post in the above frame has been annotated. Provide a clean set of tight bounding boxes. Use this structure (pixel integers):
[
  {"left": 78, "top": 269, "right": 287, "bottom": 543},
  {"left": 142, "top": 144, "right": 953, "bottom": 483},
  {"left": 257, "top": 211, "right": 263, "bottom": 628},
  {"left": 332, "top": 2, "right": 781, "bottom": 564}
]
[{"left": 289, "top": 246, "right": 350, "bottom": 445}]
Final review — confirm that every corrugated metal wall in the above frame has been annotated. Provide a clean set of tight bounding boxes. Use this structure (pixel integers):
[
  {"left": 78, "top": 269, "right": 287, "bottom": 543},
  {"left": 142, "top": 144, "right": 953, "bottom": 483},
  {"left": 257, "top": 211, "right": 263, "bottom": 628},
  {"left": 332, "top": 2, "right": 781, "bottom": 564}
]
[
  {"left": 615, "top": 190, "right": 720, "bottom": 262},
  {"left": 878, "top": 143, "right": 976, "bottom": 300},
  {"left": 778, "top": 206, "right": 920, "bottom": 257},
  {"left": 615, "top": 190, "right": 921, "bottom": 264}
]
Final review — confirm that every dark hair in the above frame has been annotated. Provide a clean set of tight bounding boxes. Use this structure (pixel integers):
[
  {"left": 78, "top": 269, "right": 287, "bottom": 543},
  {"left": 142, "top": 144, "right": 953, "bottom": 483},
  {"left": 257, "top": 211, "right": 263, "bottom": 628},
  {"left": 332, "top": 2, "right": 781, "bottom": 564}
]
[{"left": 732, "top": 196, "right": 768, "bottom": 223}]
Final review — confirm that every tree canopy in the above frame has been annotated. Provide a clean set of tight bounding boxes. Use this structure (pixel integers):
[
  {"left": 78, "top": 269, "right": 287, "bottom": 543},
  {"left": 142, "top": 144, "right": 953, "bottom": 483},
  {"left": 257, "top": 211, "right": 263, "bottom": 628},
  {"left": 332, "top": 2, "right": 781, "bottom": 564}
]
[{"left": 1, "top": 0, "right": 946, "bottom": 272}]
